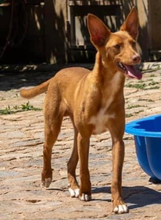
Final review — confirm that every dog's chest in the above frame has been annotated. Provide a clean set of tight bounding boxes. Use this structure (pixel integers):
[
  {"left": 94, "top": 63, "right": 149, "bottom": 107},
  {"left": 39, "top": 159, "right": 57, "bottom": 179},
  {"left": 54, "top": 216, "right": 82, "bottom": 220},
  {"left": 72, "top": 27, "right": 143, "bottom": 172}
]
[
  {"left": 89, "top": 108, "right": 115, "bottom": 134},
  {"left": 88, "top": 72, "right": 121, "bottom": 135}
]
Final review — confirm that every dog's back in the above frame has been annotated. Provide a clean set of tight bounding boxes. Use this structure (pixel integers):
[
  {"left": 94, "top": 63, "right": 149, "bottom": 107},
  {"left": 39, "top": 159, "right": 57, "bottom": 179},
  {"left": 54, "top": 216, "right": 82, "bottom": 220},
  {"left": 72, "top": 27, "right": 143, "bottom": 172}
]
[{"left": 20, "top": 67, "right": 90, "bottom": 99}]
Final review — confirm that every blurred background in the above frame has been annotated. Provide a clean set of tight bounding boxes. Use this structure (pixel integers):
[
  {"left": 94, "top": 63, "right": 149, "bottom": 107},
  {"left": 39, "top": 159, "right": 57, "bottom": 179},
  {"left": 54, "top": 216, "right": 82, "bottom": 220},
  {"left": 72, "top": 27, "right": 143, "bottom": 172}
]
[{"left": 0, "top": 0, "right": 160, "bottom": 64}]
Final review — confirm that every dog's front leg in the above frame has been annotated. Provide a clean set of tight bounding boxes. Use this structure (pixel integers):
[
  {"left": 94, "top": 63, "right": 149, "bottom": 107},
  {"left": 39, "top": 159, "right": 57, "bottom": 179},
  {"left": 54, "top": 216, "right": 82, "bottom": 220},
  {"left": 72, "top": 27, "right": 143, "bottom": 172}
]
[
  {"left": 111, "top": 139, "right": 128, "bottom": 214},
  {"left": 77, "top": 133, "right": 91, "bottom": 201},
  {"left": 109, "top": 118, "right": 128, "bottom": 214}
]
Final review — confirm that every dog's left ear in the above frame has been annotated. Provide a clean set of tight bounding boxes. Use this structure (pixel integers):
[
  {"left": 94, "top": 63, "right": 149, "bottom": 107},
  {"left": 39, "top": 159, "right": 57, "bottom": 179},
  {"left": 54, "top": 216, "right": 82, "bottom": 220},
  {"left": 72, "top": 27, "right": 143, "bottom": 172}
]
[
  {"left": 87, "top": 14, "right": 111, "bottom": 47},
  {"left": 120, "top": 7, "right": 139, "bottom": 40}
]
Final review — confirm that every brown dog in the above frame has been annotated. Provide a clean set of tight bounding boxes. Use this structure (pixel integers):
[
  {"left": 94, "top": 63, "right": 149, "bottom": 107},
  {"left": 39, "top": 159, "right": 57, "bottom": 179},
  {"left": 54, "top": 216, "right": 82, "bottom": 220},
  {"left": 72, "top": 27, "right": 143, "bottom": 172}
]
[{"left": 21, "top": 7, "right": 142, "bottom": 214}]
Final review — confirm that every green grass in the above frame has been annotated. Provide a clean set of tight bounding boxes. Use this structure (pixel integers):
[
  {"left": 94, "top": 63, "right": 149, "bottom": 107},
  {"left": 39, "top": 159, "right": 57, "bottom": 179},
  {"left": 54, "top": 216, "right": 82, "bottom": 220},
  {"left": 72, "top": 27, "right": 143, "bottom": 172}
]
[
  {"left": 21, "top": 102, "right": 40, "bottom": 111},
  {"left": 148, "top": 81, "right": 159, "bottom": 86},
  {"left": 149, "top": 74, "right": 156, "bottom": 77},
  {"left": 126, "top": 80, "right": 160, "bottom": 90},
  {"left": 0, "top": 102, "right": 41, "bottom": 115},
  {"left": 138, "top": 98, "right": 154, "bottom": 102},
  {"left": 127, "top": 105, "right": 145, "bottom": 109},
  {"left": 126, "top": 113, "right": 134, "bottom": 118},
  {"left": 125, "top": 83, "right": 146, "bottom": 89},
  {"left": 0, "top": 97, "right": 5, "bottom": 101},
  {"left": 126, "top": 109, "right": 144, "bottom": 118},
  {"left": 0, "top": 106, "right": 12, "bottom": 115},
  {"left": 144, "top": 86, "right": 160, "bottom": 90}
]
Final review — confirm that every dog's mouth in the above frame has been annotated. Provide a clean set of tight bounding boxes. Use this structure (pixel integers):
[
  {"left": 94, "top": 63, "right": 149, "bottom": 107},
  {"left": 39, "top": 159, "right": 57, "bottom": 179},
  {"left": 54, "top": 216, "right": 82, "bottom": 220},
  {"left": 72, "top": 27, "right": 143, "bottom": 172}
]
[{"left": 117, "top": 62, "right": 142, "bottom": 80}]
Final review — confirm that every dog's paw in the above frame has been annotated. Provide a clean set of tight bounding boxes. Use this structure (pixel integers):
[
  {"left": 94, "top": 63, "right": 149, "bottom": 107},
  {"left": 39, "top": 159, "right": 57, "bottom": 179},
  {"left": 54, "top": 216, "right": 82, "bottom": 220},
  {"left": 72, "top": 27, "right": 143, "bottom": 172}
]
[
  {"left": 42, "top": 177, "right": 52, "bottom": 188},
  {"left": 113, "top": 204, "right": 128, "bottom": 214},
  {"left": 80, "top": 193, "right": 92, "bottom": 201},
  {"left": 68, "top": 187, "right": 79, "bottom": 198}
]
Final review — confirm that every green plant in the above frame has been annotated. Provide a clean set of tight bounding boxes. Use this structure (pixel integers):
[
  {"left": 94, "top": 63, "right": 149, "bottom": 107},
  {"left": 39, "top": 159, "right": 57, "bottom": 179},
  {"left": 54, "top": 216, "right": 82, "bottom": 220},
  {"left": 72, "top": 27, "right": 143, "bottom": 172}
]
[
  {"left": 126, "top": 83, "right": 146, "bottom": 89},
  {"left": 138, "top": 98, "right": 154, "bottom": 102},
  {"left": 126, "top": 80, "right": 160, "bottom": 90},
  {"left": 21, "top": 102, "right": 38, "bottom": 111},
  {"left": 0, "top": 102, "right": 41, "bottom": 115},
  {"left": 126, "top": 113, "right": 134, "bottom": 118},
  {"left": 13, "top": 105, "right": 19, "bottom": 110},
  {"left": 144, "top": 86, "right": 160, "bottom": 90},
  {"left": 127, "top": 105, "right": 144, "bottom": 109},
  {"left": 148, "top": 81, "right": 159, "bottom": 86},
  {"left": 126, "top": 109, "right": 144, "bottom": 118},
  {"left": 0, "top": 105, "right": 12, "bottom": 114},
  {"left": 149, "top": 74, "right": 156, "bottom": 77}
]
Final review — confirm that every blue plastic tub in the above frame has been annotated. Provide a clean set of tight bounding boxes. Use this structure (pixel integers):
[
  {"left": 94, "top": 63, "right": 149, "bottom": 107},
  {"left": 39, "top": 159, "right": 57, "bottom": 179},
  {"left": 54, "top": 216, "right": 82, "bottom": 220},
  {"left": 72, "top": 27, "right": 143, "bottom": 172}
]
[{"left": 125, "top": 114, "right": 161, "bottom": 181}]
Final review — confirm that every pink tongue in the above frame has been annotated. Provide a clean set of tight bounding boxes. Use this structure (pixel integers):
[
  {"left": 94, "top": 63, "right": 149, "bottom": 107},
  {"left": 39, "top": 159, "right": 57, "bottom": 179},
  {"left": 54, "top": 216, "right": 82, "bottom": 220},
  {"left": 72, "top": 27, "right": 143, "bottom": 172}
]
[{"left": 125, "top": 65, "right": 142, "bottom": 80}]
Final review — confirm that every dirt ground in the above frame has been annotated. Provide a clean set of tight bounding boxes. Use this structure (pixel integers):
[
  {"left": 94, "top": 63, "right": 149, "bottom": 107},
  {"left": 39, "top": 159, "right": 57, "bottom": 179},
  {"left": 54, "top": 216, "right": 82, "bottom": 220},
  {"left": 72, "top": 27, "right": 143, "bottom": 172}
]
[{"left": 0, "top": 67, "right": 161, "bottom": 220}]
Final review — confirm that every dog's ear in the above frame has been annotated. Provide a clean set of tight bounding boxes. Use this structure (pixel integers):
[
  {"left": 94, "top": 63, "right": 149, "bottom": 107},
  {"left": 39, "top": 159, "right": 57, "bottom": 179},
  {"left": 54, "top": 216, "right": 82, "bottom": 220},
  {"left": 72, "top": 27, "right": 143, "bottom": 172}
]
[
  {"left": 120, "top": 7, "right": 139, "bottom": 40},
  {"left": 87, "top": 14, "right": 111, "bottom": 47}
]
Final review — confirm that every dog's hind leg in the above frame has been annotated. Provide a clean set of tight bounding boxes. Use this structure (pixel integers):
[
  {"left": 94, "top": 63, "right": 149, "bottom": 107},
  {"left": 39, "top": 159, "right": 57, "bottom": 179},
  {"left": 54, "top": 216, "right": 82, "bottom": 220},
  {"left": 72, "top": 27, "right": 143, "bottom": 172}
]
[
  {"left": 41, "top": 116, "right": 63, "bottom": 188},
  {"left": 41, "top": 92, "right": 63, "bottom": 188},
  {"left": 67, "top": 124, "right": 79, "bottom": 198}
]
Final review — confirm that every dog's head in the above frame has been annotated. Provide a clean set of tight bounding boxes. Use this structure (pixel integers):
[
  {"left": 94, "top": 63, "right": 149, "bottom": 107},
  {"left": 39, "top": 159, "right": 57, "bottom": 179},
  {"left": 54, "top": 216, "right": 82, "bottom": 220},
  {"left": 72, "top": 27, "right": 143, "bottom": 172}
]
[{"left": 87, "top": 7, "right": 142, "bottom": 80}]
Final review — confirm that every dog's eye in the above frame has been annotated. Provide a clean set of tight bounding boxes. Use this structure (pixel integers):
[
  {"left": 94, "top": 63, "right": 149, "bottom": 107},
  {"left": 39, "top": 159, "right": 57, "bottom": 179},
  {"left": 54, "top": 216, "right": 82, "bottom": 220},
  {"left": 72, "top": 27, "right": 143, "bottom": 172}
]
[
  {"left": 131, "top": 41, "right": 136, "bottom": 47},
  {"left": 114, "top": 44, "right": 120, "bottom": 49}
]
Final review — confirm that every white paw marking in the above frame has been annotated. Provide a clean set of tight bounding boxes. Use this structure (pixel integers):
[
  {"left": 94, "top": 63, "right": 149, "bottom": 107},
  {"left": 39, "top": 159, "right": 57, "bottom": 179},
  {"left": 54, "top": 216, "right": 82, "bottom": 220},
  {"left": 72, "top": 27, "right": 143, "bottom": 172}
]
[
  {"left": 68, "top": 188, "right": 79, "bottom": 198},
  {"left": 42, "top": 177, "right": 52, "bottom": 188},
  {"left": 114, "top": 204, "right": 128, "bottom": 214},
  {"left": 75, "top": 188, "right": 80, "bottom": 197},
  {"left": 80, "top": 193, "right": 92, "bottom": 201}
]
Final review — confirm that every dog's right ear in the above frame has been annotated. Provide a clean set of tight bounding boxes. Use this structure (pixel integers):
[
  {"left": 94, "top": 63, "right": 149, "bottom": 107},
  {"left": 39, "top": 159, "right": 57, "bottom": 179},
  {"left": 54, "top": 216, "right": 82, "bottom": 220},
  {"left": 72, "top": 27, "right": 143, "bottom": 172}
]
[{"left": 87, "top": 14, "right": 111, "bottom": 47}]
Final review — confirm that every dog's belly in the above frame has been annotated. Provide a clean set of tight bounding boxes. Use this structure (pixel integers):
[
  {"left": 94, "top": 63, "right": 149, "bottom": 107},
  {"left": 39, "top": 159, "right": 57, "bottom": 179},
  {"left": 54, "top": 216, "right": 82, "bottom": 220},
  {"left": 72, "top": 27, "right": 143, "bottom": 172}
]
[{"left": 89, "top": 110, "right": 115, "bottom": 134}]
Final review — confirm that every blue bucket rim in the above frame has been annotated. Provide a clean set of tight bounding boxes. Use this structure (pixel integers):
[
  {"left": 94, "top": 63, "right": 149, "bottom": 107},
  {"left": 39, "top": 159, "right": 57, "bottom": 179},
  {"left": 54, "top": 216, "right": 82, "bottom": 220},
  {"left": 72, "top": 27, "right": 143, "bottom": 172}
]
[{"left": 125, "top": 114, "right": 161, "bottom": 138}]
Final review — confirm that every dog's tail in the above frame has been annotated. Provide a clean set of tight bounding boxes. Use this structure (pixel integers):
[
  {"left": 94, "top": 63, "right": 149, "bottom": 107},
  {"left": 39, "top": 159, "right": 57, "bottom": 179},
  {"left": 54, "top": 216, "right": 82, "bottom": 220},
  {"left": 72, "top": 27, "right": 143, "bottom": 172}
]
[{"left": 20, "top": 79, "right": 51, "bottom": 99}]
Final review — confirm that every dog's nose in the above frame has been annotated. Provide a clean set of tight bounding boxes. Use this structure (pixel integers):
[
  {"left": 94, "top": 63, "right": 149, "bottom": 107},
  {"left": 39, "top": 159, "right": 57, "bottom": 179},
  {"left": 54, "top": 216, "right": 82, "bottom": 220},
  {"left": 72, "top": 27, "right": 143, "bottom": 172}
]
[{"left": 132, "top": 54, "right": 141, "bottom": 63}]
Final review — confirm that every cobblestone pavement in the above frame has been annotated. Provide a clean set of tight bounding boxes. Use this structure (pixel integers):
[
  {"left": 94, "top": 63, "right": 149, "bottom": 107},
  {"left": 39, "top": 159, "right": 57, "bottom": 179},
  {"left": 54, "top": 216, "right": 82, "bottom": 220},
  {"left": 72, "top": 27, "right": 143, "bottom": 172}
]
[{"left": 0, "top": 68, "right": 161, "bottom": 220}]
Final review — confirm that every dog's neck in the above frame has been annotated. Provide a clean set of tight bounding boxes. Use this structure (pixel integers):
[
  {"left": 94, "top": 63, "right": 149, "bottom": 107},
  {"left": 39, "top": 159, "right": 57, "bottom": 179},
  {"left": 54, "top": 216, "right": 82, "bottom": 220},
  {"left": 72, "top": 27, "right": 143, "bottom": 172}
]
[{"left": 92, "top": 52, "right": 125, "bottom": 89}]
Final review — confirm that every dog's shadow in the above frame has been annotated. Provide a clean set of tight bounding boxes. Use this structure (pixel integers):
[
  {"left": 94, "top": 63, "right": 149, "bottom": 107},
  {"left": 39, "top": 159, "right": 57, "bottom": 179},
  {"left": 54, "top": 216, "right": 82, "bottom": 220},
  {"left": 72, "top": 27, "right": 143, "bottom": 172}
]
[{"left": 92, "top": 183, "right": 161, "bottom": 209}]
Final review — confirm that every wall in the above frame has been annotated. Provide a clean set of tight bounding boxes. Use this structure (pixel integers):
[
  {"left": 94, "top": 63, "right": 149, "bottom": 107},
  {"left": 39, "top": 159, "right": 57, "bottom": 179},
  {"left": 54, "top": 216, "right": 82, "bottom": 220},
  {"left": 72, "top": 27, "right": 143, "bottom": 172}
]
[
  {"left": 148, "top": 0, "right": 161, "bottom": 60},
  {"left": 44, "top": 0, "right": 68, "bottom": 64},
  {"left": 148, "top": 0, "right": 161, "bottom": 49},
  {"left": 1, "top": 0, "right": 161, "bottom": 63},
  {"left": 120, "top": 0, "right": 149, "bottom": 61},
  {"left": 0, "top": 1, "right": 45, "bottom": 63}
]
